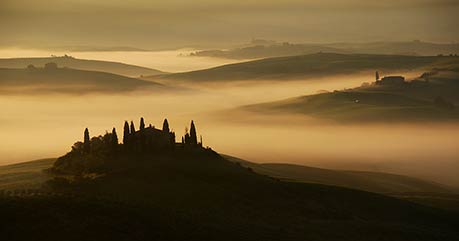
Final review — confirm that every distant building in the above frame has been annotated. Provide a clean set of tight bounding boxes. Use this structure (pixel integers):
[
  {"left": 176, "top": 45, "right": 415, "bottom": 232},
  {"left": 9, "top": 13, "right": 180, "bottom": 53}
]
[{"left": 375, "top": 76, "right": 405, "bottom": 85}]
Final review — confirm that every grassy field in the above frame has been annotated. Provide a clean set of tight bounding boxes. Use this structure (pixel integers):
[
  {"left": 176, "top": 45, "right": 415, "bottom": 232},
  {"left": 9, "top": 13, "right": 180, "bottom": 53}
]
[{"left": 0, "top": 158, "right": 55, "bottom": 190}]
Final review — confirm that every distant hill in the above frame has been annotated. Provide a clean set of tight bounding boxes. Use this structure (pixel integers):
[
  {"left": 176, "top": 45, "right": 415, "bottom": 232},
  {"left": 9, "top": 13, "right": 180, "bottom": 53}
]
[
  {"left": 327, "top": 41, "right": 459, "bottom": 57},
  {"left": 0, "top": 66, "right": 166, "bottom": 94},
  {"left": 150, "top": 53, "right": 459, "bottom": 82},
  {"left": 242, "top": 69, "right": 459, "bottom": 122},
  {"left": 0, "top": 56, "right": 164, "bottom": 77},
  {"left": 190, "top": 43, "right": 347, "bottom": 59},
  {"left": 190, "top": 41, "right": 459, "bottom": 60}
]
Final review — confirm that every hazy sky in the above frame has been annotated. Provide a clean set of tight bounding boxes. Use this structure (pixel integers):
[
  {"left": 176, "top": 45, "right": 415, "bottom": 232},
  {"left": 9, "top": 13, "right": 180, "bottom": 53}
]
[{"left": 1, "top": 0, "right": 458, "bottom": 49}]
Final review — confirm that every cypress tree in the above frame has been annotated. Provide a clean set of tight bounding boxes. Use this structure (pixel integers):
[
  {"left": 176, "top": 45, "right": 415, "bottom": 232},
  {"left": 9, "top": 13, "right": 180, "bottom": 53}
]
[
  {"left": 83, "top": 128, "right": 90, "bottom": 153},
  {"left": 111, "top": 127, "right": 118, "bottom": 154},
  {"left": 140, "top": 117, "right": 145, "bottom": 130},
  {"left": 162, "top": 119, "right": 170, "bottom": 132},
  {"left": 190, "top": 121, "right": 197, "bottom": 145},
  {"left": 112, "top": 128, "right": 118, "bottom": 145},
  {"left": 130, "top": 121, "right": 137, "bottom": 152},
  {"left": 130, "top": 121, "right": 136, "bottom": 133},
  {"left": 123, "top": 121, "right": 130, "bottom": 144}
]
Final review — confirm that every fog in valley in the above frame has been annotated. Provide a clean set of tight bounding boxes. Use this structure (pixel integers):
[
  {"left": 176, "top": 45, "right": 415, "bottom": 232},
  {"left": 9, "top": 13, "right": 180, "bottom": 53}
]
[
  {"left": 1, "top": 51, "right": 458, "bottom": 186},
  {"left": 0, "top": 48, "right": 240, "bottom": 72}
]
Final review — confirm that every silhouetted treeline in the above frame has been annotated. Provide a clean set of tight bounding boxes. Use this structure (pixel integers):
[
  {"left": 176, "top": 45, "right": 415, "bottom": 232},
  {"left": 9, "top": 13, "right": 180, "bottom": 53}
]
[{"left": 52, "top": 117, "right": 205, "bottom": 174}]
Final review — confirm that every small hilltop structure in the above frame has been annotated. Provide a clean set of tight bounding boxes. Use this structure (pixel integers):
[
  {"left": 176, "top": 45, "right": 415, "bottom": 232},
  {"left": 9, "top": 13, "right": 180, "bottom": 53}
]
[
  {"left": 375, "top": 71, "right": 406, "bottom": 86},
  {"left": 52, "top": 118, "right": 209, "bottom": 175}
]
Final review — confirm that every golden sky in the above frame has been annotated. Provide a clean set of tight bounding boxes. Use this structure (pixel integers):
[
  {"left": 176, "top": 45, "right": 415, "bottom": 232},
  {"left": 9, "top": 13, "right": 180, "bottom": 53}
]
[{"left": 1, "top": 0, "right": 458, "bottom": 49}]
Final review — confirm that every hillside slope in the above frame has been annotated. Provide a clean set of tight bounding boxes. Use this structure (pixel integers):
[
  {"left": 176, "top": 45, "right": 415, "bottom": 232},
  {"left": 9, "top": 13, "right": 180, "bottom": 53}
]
[
  {"left": 223, "top": 155, "right": 452, "bottom": 194},
  {"left": 0, "top": 158, "right": 54, "bottom": 190},
  {"left": 0, "top": 67, "right": 166, "bottom": 94},
  {"left": 191, "top": 41, "right": 459, "bottom": 60},
  {"left": 242, "top": 69, "right": 459, "bottom": 122},
  {"left": 0, "top": 56, "right": 164, "bottom": 77},
  {"left": 150, "top": 53, "right": 459, "bottom": 82},
  {"left": 1, "top": 152, "right": 459, "bottom": 240}
]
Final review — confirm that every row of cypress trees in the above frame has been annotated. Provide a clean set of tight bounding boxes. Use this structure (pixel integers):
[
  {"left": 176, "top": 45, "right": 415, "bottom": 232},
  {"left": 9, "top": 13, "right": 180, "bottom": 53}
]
[{"left": 82, "top": 118, "right": 200, "bottom": 154}]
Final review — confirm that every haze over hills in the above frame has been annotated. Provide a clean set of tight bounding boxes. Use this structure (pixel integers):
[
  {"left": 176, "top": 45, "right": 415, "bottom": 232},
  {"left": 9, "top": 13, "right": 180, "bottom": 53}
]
[
  {"left": 190, "top": 42, "right": 346, "bottom": 59},
  {"left": 0, "top": 64, "right": 166, "bottom": 94},
  {"left": 190, "top": 40, "right": 459, "bottom": 60},
  {"left": 1, "top": 118, "right": 458, "bottom": 240},
  {"left": 149, "top": 53, "right": 459, "bottom": 82},
  {"left": 241, "top": 69, "right": 459, "bottom": 122},
  {"left": 0, "top": 56, "right": 165, "bottom": 77},
  {"left": 2, "top": 0, "right": 459, "bottom": 240}
]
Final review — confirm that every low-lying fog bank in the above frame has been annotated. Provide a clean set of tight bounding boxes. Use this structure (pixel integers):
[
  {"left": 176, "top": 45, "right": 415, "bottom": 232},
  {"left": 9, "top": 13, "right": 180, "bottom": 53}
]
[
  {"left": 1, "top": 81, "right": 458, "bottom": 187},
  {"left": 0, "top": 48, "right": 241, "bottom": 73}
]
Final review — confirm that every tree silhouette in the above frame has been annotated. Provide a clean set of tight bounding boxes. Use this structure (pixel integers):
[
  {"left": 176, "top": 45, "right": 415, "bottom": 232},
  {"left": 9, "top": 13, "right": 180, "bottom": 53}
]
[
  {"left": 130, "top": 121, "right": 136, "bottom": 133},
  {"left": 163, "top": 119, "right": 170, "bottom": 132},
  {"left": 190, "top": 121, "right": 197, "bottom": 145},
  {"left": 139, "top": 118, "right": 146, "bottom": 151},
  {"left": 123, "top": 121, "right": 130, "bottom": 144},
  {"left": 44, "top": 62, "right": 58, "bottom": 70},
  {"left": 27, "top": 64, "right": 36, "bottom": 71},
  {"left": 140, "top": 117, "right": 145, "bottom": 130},
  {"left": 112, "top": 128, "right": 118, "bottom": 150},
  {"left": 84, "top": 128, "right": 90, "bottom": 153}
]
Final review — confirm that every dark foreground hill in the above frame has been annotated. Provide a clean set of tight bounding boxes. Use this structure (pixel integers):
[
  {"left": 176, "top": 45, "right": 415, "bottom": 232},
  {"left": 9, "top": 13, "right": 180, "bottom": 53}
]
[
  {"left": 0, "top": 65, "right": 167, "bottom": 94},
  {"left": 148, "top": 53, "right": 459, "bottom": 82},
  {"left": 242, "top": 69, "right": 459, "bottom": 122},
  {"left": 1, "top": 118, "right": 459, "bottom": 241},
  {"left": 0, "top": 56, "right": 164, "bottom": 77},
  {"left": 2, "top": 153, "right": 459, "bottom": 241}
]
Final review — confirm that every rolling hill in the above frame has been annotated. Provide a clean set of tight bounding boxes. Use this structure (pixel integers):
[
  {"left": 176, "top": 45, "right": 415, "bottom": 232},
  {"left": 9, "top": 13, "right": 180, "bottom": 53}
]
[
  {"left": 241, "top": 69, "right": 459, "bottom": 122},
  {"left": 149, "top": 53, "right": 459, "bottom": 82},
  {"left": 1, "top": 115, "right": 458, "bottom": 241},
  {"left": 0, "top": 56, "right": 164, "bottom": 77},
  {"left": 190, "top": 43, "right": 347, "bottom": 59},
  {"left": 1, "top": 152, "right": 459, "bottom": 241},
  {"left": 190, "top": 41, "right": 459, "bottom": 60},
  {"left": 223, "top": 155, "right": 459, "bottom": 211},
  {"left": 0, "top": 158, "right": 55, "bottom": 190},
  {"left": 0, "top": 66, "right": 166, "bottom": 94},
  {"left": 223, "top": 155, "right": 452, "bottom": 194}
]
